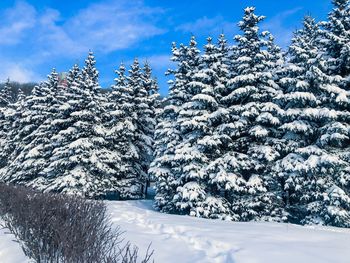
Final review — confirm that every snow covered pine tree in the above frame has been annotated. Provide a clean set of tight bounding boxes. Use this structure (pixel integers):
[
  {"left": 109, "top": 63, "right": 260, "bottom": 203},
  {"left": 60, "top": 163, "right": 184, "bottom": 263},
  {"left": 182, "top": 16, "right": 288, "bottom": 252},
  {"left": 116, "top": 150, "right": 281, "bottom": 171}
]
[
  {"left": 0, "top": 80, "right": 15, "bottom": 174},
  {"left": 151, "top": 37, "right": 203, "bottom": 214},
  {"left": 107, "top": 60, "right": 158, "bottom": 199},
  {"left": 274, "top": 13, "right": 350, "bottom": 227},
  {"left": 219, "top": 7, "right": 285, "bottom": 221},
  {"left": 173, "top": 36, "right": 233, "bottom": 219},
  {"left": 37, "top": 52, "right": 121, "bottom": 198},
  {"left": 1, "top": 70, "right": 59, "bottom": 185}
]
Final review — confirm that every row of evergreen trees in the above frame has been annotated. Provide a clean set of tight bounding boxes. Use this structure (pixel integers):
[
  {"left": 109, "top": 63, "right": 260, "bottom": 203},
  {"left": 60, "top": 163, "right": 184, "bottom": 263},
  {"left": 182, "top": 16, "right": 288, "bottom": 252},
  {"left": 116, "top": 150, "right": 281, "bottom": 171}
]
[
  {"left": 0, "top": 0, "right": 349, "bottom": 228},
  {"left": 150, "top": 0, "right": 350, "bottom": 227},
  {"left": 0, "top": 53, "right": 159, "bottom": 199}
]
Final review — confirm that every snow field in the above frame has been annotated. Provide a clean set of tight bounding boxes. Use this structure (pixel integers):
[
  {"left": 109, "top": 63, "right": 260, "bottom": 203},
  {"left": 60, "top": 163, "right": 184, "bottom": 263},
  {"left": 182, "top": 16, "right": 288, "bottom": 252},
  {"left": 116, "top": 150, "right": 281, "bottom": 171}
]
[
  {"left": 0, "top": 200, "right": 350, "bottom": 263},
  {"left": 0, "top": 222, "right": 27, "bottom": 263},
  {"left": 108, "top": 200, "right": 350, "bottom": 263}
]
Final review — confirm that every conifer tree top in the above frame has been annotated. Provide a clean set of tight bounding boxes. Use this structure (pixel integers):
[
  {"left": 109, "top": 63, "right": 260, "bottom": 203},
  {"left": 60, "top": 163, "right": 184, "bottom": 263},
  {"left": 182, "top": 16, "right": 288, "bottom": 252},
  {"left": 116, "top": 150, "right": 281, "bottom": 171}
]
[
  {"left": 114, "top": 63, "right": 127, "bottom": 89},
  {"left": 332, "top": 0, "right": 349, "bottom": 8},
  {"left": 67, "top": 64, "right": 81, "bottom": 86},
  {"left": 239, "top": 7, "right": 265, "bottom": 34},
  {"left": 0, "top": 78, "right": 13, "bottom": 107},
  {"left": 17, "top": 88, "right": 25, "bottom": 101},
  {"left": 82, "top": 51, "right": 99, "bottom": 86},
  {"left": 47, "top": 68, "right": 59, "bottom": 88}
]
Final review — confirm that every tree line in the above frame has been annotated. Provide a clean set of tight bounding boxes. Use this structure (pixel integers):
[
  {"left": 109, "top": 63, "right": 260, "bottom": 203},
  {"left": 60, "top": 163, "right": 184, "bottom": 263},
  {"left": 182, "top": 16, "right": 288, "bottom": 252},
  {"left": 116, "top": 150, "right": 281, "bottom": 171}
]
[
  {"left": 0, "top": 54, "right": 159, "bottom": 199},
  {"left": 151, "top": 1, "right": 350, "bottom": 227},
  {"left": 0, "top": 0, "right": 349, "bottom": 227}
]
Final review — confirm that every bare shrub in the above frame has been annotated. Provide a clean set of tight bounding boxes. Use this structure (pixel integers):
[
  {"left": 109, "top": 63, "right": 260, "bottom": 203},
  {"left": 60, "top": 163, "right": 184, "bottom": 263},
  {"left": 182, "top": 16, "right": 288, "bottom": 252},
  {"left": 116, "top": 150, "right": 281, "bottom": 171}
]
[{"left": 0, "top": 183, "right": 153, "bottom": 263}]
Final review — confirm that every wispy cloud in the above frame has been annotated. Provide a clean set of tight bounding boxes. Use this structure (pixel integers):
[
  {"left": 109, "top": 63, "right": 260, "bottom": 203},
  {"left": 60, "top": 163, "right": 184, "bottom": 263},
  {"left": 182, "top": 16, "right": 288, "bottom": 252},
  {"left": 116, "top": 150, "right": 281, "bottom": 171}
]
[
  {"left": 4, "top": 0, "right": 166, "bottom": 56},
  {"left": 139, "top": 55, "right": 173, "bottom": 71},
  {"left": 0, "top": 0, "right": 167, "bottom": 82},
  {"left": 122, "top": 54, "right": 172, "bottom": 77},
  {"left": 0, "top": 63, "right": 42, "bottom": 83},
  {"left": 64, "top": 1, "right": 166, "bottom": 54},
  {"left": 176, "top": 15, "right": 237, "bottom": 38},
  {"left": 0, "top": 1, "right": 36, "bottom": 45},
  {"left": 261, "top": 7, "right": 303, "bottom": 48},
  {"left": 176, "top": 8, "right": 304, "bottom": 48}
]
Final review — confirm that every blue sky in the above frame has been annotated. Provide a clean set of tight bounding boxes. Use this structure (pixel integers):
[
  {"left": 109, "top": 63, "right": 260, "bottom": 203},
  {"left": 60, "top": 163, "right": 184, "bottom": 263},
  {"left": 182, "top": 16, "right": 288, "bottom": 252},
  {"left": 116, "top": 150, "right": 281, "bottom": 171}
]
[{"left": 0, "top": 0, "right": 332, "bottom": 95}]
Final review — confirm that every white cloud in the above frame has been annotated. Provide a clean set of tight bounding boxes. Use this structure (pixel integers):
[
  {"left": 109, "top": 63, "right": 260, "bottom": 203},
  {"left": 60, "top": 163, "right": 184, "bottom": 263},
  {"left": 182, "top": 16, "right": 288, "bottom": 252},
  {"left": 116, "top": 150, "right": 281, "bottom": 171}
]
[
  {"left": 122, "top": 54, "right": 173, "bottom": 77},
  {"left": 176, "top": 16, "right": 237, "bottom": 37},
  {"left": 36, "top": 8, "right": 83, "bottom": 56},
  {"left": 176, "top": 8, "right": 303, "bottom": 48},
  {"left": 0, "top": 0, "right": 167, "bottom": 82},
  {"left": 64, "top": 0, "right": 165, "bottom": 54},
  {"left": 0, "top": 0, "right": 166, "bottom": 56},
  {"left": 261, "top": 7, "right": 303, "bottom": 48},
  {"left": 0, "top": 63, "right": 42, "bottom": 83},
  {"left": 139, "top": 55, "right": 173, "bottom": 70},
  {"left": 0, "top": 1, "right": 36, "bottom": 45}
]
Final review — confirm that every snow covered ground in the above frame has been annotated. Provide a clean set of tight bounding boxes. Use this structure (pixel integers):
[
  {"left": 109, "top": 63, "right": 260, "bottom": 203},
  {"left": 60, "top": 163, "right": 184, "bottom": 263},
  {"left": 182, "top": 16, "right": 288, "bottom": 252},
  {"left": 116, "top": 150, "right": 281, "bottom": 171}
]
[
  {"left": 0, "top": 200, "right": 349, "bottom": 263},
  {"left": 108, "top": 200, "right": 350, "bottom": 263},
  {"left": 0, "top": 222, "right": 27, "bottom": 263}
]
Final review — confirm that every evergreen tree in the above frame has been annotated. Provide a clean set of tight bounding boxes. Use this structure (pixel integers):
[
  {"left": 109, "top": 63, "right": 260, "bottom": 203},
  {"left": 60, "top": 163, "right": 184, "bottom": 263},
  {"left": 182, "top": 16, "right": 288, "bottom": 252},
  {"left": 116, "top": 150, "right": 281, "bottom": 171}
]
[
  {"left": 107, "top": 63, "right": 142, "bottom": 199},
  {"left": 274, "top": 16, "right": 350, "bottom": 226},
  {"left": 142, "top": 61, "right": 160, "bottom": 107},
  {"left": 320, "top": 0, "right": 350, "bottom": 167},
  {"left": 322, "top": 0, "right": 350, "bottom": 79},
  {"left": 128, "top": 59, "right": 155, "bottom": 197},
  {"left": 106, "top": 60, "right": 158, "bottom": 199},
  {"left": 82, "top": 51, "right": 99, "bottom": 87},
  {"left": 319, "top": 0, "right": 350, "bottom": 163},
  {"left": 26, "top": 67, "right": 77, "bottom": 189},
  {"left": 16, "top": 88, "right": 26, "bottom": 103},
  {"left": 39, "top": 53, "right": 118, "bottom": 198},
  {"left": 0, "top": 79, "right": 13, "bottom": 107},
  {"left": 203, "top": 35, "right": 241, "bottom": 215},
  {"left": 1, "top": 70, "right": 58, "bottom": 184},
  {"left": 141, "top": 61, "right": 160, "bottom": 194},
  {"left": 173, "top": 37, "right": 233, "bottom": 219},
  {"left": 318, "top": 0, "right": 350, "bottom": 226},
  {"left": 0, "top": 110, "right": 9, "bottom": 173},
  {"left": 221, "top": 7, "right": 284, "bottom": 221},
  {"left": 151, "top": 37, "right": 201, "bottom": 212},
  {"left": 0, "top": 80, "right": 15, "bottom": 174},
  {"left": 66, "top": 63, "right": 81, "bottom": 87}
]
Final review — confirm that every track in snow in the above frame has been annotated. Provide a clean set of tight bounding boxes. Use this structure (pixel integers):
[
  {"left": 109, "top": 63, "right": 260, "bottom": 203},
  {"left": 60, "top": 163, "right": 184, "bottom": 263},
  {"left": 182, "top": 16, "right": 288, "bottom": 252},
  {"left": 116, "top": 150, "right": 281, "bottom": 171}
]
[{"left": 108, "top": 200, "right": 350, "bottom": 263}]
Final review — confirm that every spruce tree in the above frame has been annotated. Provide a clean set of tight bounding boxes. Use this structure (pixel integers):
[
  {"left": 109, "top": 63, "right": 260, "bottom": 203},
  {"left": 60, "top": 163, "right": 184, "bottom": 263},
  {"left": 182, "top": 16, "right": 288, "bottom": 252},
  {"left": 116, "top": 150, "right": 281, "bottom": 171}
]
[
  {"left": 66, "top": 63, "right": 81, "bottom": 87},
  {"left": 0, "top": 109, "right": 9, "bottom": 173},
  {"left": 0, "top": 80, "right": 15, "bottom": 174},
  {"left": 221, "top": 7, "right": 284, "bottom": 221},
  {"left": 150, "top": 43, "right": 181, "bottom": 212},
  {"left": 107, "top": 63, "right": 142, "bottom": 199},
  {"left": 318, "top": 0, "right": 350, "bottom": 226},
  {"left": 321, "top": 0, "right": 350, "bottom": 168},
  {"left": 142, "top": 61, "right": 160, "bottom": 108},
  {"left": 2, "top": 70, "right": 58, "bottom": 184},
  {"left": 128, "top": 59, "right": 155, "bottom": 197},
  {"left": 151, "top": 37, "right": 201, "bottom": 212},
  {"left": 27, "top": 67, "right": 77, "bottom": 189},
  {"left": 322, "top": 0, "right": 350, "bottom": 79},
  {"left": 274, "top": 16, "right": 350, "bottom": 226},
  {"left": 82, "top": 51, "right": 99, "bottom": 86},
  {"left": 141, "top": 61, "right": 159, "bottom": 194},
  {"left": 16, "top": 88, "right": 26, "bottom": 103},
  {"left": 0, "top": 79, "right": 13, "bottom": 107},
  {"left": 40, "top": 53, "right": 118, "bottom": 198},
  {"left": 171, "top": 37, "right": 233, "bottom": 219}
]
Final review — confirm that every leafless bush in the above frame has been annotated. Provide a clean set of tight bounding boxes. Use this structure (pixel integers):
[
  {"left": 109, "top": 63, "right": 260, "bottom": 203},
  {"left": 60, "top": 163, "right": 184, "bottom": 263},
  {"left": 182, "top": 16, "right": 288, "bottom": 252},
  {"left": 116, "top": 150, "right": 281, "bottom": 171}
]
[{"left": 0, "top": 183, "right": 153, "bottom": 263}]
